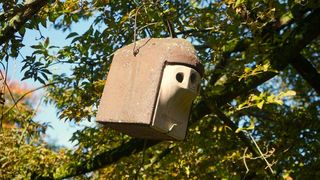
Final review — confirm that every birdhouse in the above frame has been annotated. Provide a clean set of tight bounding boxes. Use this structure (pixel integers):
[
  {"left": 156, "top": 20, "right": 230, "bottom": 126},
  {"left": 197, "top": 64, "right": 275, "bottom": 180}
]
[{"left": 96, "top": 38, "right": 203, "bottom": 140}]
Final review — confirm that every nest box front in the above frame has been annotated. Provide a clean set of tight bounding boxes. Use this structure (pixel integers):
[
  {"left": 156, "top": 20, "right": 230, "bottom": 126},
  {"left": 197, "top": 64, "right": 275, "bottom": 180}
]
[{"left": 96, "top": 38, "right": 203, "bottom": 140}]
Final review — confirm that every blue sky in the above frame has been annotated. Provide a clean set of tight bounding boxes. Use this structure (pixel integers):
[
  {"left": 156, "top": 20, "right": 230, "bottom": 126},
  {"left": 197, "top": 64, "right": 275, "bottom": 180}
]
[{"left": 10, "top": 18, "right": 97, "bottom": 148}]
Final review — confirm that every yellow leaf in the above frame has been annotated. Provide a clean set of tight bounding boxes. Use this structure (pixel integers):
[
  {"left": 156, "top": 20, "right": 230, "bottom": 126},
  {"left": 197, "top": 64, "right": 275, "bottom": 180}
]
[
  {"left": 244, "top": 67, "right": 251, "bottom": 73},
  {"left": 274, "top": 99, "right": 284, "bottom": 105},
  {"left": 257, "top": 101, "right": 264, "bottom": 109},
  {"left": 279, "top": 90, "right": 296, "bottom": 98},
  {"left": 262, "top": 62, "right": 270, "bottom": 71}
]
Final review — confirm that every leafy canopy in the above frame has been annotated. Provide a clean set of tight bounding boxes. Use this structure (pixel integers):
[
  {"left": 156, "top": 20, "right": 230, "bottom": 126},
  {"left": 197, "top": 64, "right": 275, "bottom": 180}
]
[{"left": 0, "top": 0, "right": 320, "bottom": 179}]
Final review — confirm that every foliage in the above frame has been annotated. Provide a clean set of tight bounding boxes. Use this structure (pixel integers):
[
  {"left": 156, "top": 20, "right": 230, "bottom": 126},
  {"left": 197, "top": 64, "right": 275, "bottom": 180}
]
[
  {"left": 0, "top": 0, "right": 320, "bottom": 179},
  {"left": 0, "top": 81, "right": 69, "bottom": 179}
]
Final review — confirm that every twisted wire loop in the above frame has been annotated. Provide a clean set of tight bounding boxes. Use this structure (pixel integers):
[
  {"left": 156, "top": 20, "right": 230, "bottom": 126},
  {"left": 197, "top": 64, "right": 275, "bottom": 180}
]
[
  {"left": 132, "top": 2, "right": 175, "bottom": 56},
  {"left": 133, "top": 6, "right": 142, "bottom": 57}
]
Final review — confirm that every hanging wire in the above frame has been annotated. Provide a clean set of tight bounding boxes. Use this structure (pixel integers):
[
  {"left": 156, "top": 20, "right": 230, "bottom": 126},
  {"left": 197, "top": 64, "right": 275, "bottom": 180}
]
[
  {"left": 132, "top": 2, "right": 176, "bottom": 56},
  {"left": 133, "top": 5, "right": 143, "bottom": 56},
  {"left": 132, "top": 5, "right": 152, "bottom": 57},
  {"left": 165, "top": 19, "right": 174, "bottom": 38},
  {"left": 135, "top": 139, "right": 148, "bottom": 179}
]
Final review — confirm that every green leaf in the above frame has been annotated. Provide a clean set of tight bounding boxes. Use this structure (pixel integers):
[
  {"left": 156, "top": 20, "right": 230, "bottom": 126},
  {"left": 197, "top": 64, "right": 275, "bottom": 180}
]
[
  {"left": 66, "top": 32, "right": 79, "bottom": 39},
  {"left": 21, "top": 76, "right": 28, "bottom": 81},
  {"left": 33, "top": 50, "right": 44, "bottom": 55},
  {"left": 235, "top": 0, "right": 246, "bottom": 7},
  {"left": 40, "top": 18, "right": 47, "bottom": 28},
  {"left": 280, "top": 12, "right": 293, "bottom": 26},
  {"left": 30, "top": 44, "right": 42, "bottom": 49},
  {"left": 19, "top": 27, "right": 26, "bottom": 36},
  {"left": 34, "top": 62, "right": 44, "bottom": 66},
  {"left": 41, "top": 69, "right": 52, "bottom": 74},
  {"left": 21, "top": 63, "right": 29, "bottom": 71},
  {"left": 41, "top": 72, "right": 49, "bottom": 81},
  {"left": 44, "top": 38, "right": 50, "bottom": 48},
  {"left": 71, "top": 36, "right": 82, "bottom": 44},
  {"left": 37, "top": 77, "right": 46, "bottom": 84}
]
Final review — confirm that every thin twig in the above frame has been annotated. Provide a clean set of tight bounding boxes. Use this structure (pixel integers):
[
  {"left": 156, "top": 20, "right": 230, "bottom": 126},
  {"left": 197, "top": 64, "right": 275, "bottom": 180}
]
[
  {"left": 18, "top": 95, "right": 44, "bottom": 145},
  {"left": 243, "top": 147, "right": 249, "bottom": 174},
  {"left": 5, "top": 80, "right": 20, "bottom": 111},
  {"left": 137, "top": 22, "right": 158, "bottom": 34},
  {"left": 175, "top": 27, "right": 216, "bottom": 35},
  {"left": 2, "top": 83, "right": 56, "bottom": 117},
  {"left": 154, "top": 3, "right": 176, "bottom": 38},
  {"left": 244, "top": 147, "right": 275, "bottom": 160},
  {"left": 0, "top": 80, "right": 4, "bottom": 132},
  {"left": 206, "top": 102, "right": 260, "bottom": 157},
  {"left": 0, "top": 61, "right": 7, "bottom": 132},
  {"left": 207, "top": 100, "right": 277, "bottom": 176},
  {"left": 0, "top": 0, "right": 50, "bottom": 46},
  {"left": 248, "top": 133, "right": 275, "bottom": 174},
  {"left": 0, "top": 70, "right": 21, "bottom": 112}
]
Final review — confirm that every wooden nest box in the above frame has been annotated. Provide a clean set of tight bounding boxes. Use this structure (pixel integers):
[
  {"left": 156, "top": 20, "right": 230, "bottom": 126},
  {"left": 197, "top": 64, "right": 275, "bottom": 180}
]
[{"left": 96, "top": 38, "right": 203, "bottom": 140}]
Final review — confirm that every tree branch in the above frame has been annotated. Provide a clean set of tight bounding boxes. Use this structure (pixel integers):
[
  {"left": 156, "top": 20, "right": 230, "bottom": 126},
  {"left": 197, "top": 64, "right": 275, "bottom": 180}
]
[
  {"left": 176, "top": 27, "right": 216, "bottom": 35},
  {"left": 208, "top": 103, "right": 260, "bottom": 157},
  {"left": 214, "top": 8, "right": 320, "bottom": 105},
  {"left": 0, "top": 0, "right": 50, "bottom": 46},
  {"left": 55, "top": 139, "right": 160, "bottom": 179},
  {"left": 209, "top": 38, "right": 252, "bottom": 85},
  {"left": 2, "top": 83, "right": 56, "bottom": 117},
  {"left": 290, "top": 54, "right": 320, "bottom": 95},
  {"left": 289, "top": 8, "right": 320, "bottom": 52},
  {"left": 154, "top": 3, "right": 176, "bottom": 38},
  {"left": 53, "top": 7, "right": 320, "bottom": 179}
]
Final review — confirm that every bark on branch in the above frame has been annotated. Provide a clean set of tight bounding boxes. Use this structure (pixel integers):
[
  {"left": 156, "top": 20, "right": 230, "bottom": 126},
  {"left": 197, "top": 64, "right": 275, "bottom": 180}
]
[
  {"left": 214, "top": 8, "right": 320, "bottom": 105},
  {"left": 55, "top": 139, "right": 160, "bottom": 179},
  {"left": 290, "top": 54, "right": 320, "bottom": 95},
  {"left": 0, "top": 0, "right": 49, "bottom": 46},
  {"left": 55, "top": 7, "right": 320, "bottom": 179}
]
